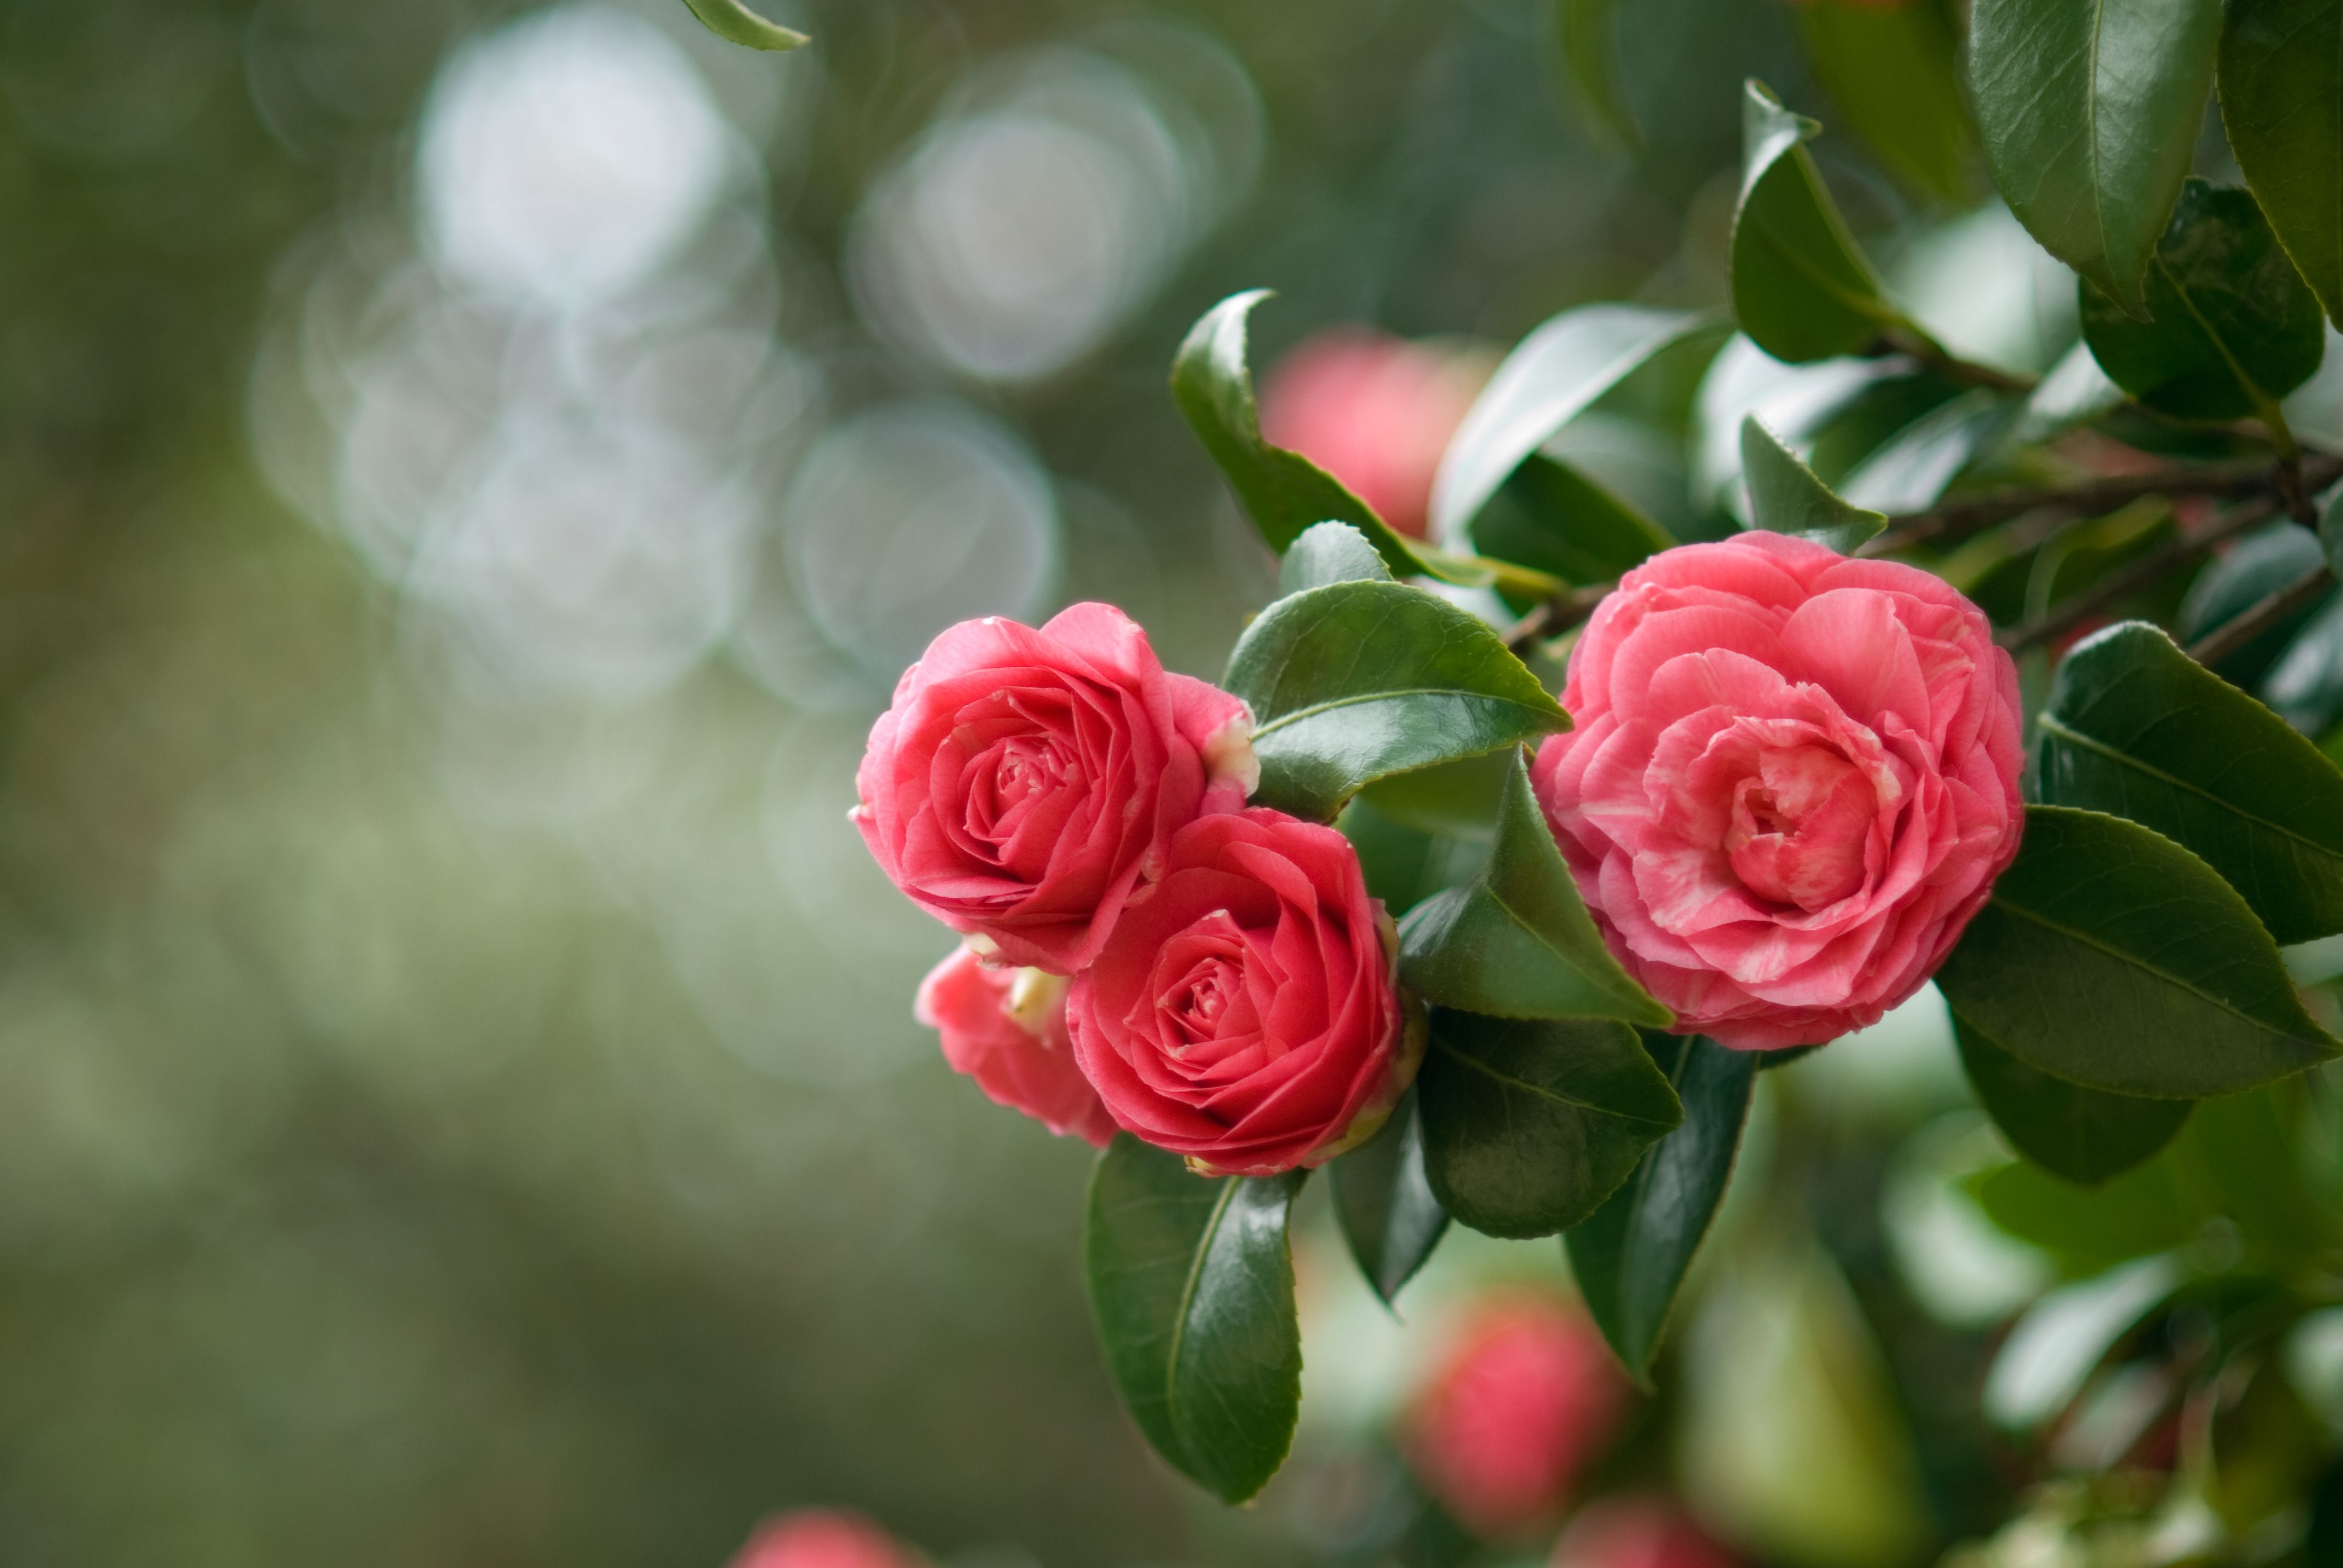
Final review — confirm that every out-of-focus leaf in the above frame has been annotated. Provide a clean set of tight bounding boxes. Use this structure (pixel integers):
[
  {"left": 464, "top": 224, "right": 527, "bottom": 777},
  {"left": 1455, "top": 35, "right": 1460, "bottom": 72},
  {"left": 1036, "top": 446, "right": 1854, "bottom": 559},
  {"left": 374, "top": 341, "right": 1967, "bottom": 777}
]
[
  {"left": 1934, "top": 806, "right": 2340, "bottom": 1098},
  {"left": 1431, "top": 305, "right": 1719, "bottom": 540},
  {"left": 2308, "top": 1463, "right": 2343, "bottom": 1562},
  {"left": 1416, "top": 1010, "right": 1682, "bottom": 1239},
  {"left": 1731, "top": 80, "right": 1910, "bottom": 364},
  {"left": 1331, "top": 1091, "right": 1449, "bottom": 1306},
  {"left": 2079, "top": 180, "right": 2326, "bottom": 422},
  {"left": 1738, "top": 416, "right": 1887, "bottom": 551},
  {"left": 1838, "top": 388, "right": 2008, "bottom": 514},
  {"left": 2170, "top": 1080, "right": 2343, "bottom": 1263},
  {"left": 1172, "top": 292, "right": 1537, "bottom": 592},
  {"left": 2266, "top": 597, "right": 2343, "bottom": 736},
  {"left": 1472, "top": 456, "right": 1676, "bottom": 585},
  {"left": 2038, "top": 621, "right": 2343, "bottom": 944},
  {"left": 1358, "top": 749, "right": 1513, "bottom": 841},
  {"left": 2014, "top": 339, "right": 2129, "bottom": 445},
  {"left": 1338, "top": 796, "right": 1487, "bottom": 918},
  {"left": 1971, "top": 1158, "right": 2201, "bottom": 1263},
  {"left": 1982, "top": 1256, "right": 2182, "bottom": 1429},
  {"left": 1553, "top": 0, "right": 1639, "bottom": 150},
  {"left": 1399, "top": 750, "right": 1669, "bottom": 1027},
  {"left": 1955, "top": 1011, "right": 2191, "bottom": 1184},
  {"left": 1279, "top": 521, "right": 1392, "bottom": 595},
  {"left": 1224, "top": 580, "right": 1569, "bottom": 822},
  {"left": 2220, "top": 0, "right": 2343, "bottom": 326},
  {"left": 2204, "top": 1354, "right": 2331, "bottom": 1529},
  {"left": 1796, "top": 0, "right": 1975, "bottom": 204},
  {"left": 2326, "top": 484, "right": 2343, "bottom": 577},
  {"left": 1566, "top": 1033, "right": 1757, "bottom": 1385},
  {"left": 679, "top": 0, "right": 808, "bottom": 50},
  {"left": 1970, "top": 0, "right": 2221, "bottom": 313},
  {"left": 2181, "top": 520, "right": 2337, "bottom": 686},
  {"left": 1084, "top": 1137, "right": 1304, "bottom": 1504}
]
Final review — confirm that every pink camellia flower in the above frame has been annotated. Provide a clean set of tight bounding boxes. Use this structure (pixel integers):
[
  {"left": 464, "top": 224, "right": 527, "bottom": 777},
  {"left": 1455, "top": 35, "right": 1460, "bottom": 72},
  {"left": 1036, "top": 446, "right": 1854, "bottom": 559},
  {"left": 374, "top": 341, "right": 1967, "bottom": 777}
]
[
  {"left": 1551, "top": 1498, "right": 1743, "bottom": 1568},
  {"left": 1406, "top": 1295, "right": 1630, "bottom": 1540},
  {"left": 1532, "top": 532, "right": 2024, "bottom": 1050},
  {"left": 915, "top": 943, "right": 1117, "bottom": 1145},
  {"left": 854, "top": 604, "right": 1257, "bottom": 975},
  {"left": 1066, "top": 808, "right": 1418, "bottom": 1177},
  {"left": 1259, "top": 328, "right": 1487, "bottom": 540},
  {"left": 727, "top": 1509, "right": 916, "bottom": 1568}
]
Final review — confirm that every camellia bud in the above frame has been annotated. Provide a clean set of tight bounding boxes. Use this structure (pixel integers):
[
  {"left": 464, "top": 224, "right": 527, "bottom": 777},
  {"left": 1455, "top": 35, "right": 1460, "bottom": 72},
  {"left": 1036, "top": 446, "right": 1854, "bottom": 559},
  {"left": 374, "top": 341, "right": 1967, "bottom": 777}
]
[{"left": 726, "top": 1510, "right": 919, "bottom": 1568}]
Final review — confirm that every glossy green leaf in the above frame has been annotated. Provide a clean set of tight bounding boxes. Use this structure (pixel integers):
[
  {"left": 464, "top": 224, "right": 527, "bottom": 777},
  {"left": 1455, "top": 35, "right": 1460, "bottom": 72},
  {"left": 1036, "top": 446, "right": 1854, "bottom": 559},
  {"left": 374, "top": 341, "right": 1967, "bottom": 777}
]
[
  {"left": 1398, "top": 750, "right": 1670, "bottom": 1026},
  {"left": 679, "top": 0, "right": 809, "bottom": 49},
  {"left": 1171, "top": 293, "right": 1535, "bottom": 592},
  {"left": 1970, "top": 0, "right": 2221, "bottom": 312},
  {"left": 1796, "top": 0, "right": 1975, "bottom": 204},
  {"left": 1279, "top": 521, "right": 1392, "bottom": 595},
  {"left": 1739, "top": 416, "right": 1887, "bottom": 551},
  {"left": 1084, "top": 1137, "right": 1305, "bottom": 1504},
  {"left": 1565, "top": 1033, "right": 1757, "bottom": 1385},
  {"left": 1416, "top": 1010, "right": 1683, "bottom": 1239},
  {"left": 2220, "top": 0, "right": 2343, "bottom": 325},
  {"left": 1472, "top": 456, "right": 1677, "bottom": 586},
  {"left": 1224, "top": 580, "right": 1570, "bottom": 823},
  {"left": 1935, "top": 805, "right": 2339, "bottom": 1098},
  {"left": 1430, "top": 305, "right": 1719, "bottom": 540},
  {"left": 1954, "top": 1011, "right": 2191, "bottom": 1184},
  {"left": 1553, "top": 0, "right": 1639, "bottom": 149},
  {"left": 1731, "top": 80, "right": 1908, "bottom": 364},
  {"left": 1358, "top": 749, "right": 1513, "bottom": 841},
  {"left": 1331, "top": 1091, "right": 1449, "bottom": 1306},
  {"left": 2039, "top": 621, "right": 2343, "bottom": 943},
  {"left": 2079, "top": 180, "right": 2326, "bottom": 422}
]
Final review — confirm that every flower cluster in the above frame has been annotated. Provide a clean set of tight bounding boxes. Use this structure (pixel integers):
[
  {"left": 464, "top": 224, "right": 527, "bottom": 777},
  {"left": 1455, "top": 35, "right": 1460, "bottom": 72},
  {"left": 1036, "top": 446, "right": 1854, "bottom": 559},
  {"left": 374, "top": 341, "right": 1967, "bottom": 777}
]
[{"left": 857, "top": 604, "right": 1420, "bottom": 1175}]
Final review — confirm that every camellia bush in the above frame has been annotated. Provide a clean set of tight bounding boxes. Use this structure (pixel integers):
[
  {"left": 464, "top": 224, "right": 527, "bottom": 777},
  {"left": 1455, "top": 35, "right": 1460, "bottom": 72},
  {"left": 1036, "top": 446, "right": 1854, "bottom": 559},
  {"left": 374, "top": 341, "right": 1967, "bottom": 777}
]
[{"left": 832, "top": 0, "right": 2343, "bottom": 1553}]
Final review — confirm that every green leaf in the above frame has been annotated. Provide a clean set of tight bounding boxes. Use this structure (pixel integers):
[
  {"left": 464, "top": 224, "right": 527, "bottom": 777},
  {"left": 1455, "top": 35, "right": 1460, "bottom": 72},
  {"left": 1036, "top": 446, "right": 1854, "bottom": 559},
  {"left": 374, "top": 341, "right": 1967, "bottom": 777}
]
[
  {"left": 1982, "top": 1256, "right": 2181, "bottom": 1429},
  {"left": 2181, "top": 521, "right": 2336, "bottom": 685},
  {"left": 2014, "top": 339, "right": 2129, "bottom": 445},
  {"left": 1970, "top": 0, "right": 2222, "bottom": 313},
  {"left": 1416, "top": 1010, "right": 1683, "bottom": 1239},
  {"left": 1279, "top": 521, "right": 1393, "bottom": 595},
  {"left": 1553, "top": 0, "right": 1640, "bottom": 150},
  {"left": 1358, "top": 749, "right": 1513, "bottom": 841},
  {"left": 1970, "top": 1158, "right": 2203, "bottom": 1262},
  {"left": 2038, "top": 621, "right": 2343, "bottom": 944},
  {"left": 1796, "top": 0, "right": 1976, "bottom": 204},
  {"left": 1731, "top": 80, "right": 1909, "bottom": 364},
  {"left": 1430, "top": 305, "right": 1719, "bottom": 540},
  {"left": 1565, "top": 1033, "right": 1758, "bottom": 1385},
  {"left": 1171, "top": 293, "right": 1540, "bottom": 593},
  {"left": 1331, "top": 1091, "right": 1449, "bottom": 1306},
  {"left": 678, "top": 0, "right": 809, "bottom": 49},
  {"left": 1471, "top": 456, "right": 1677, "bottom": 586},
  {"left": 1739, "top": 416, "right": 1888, "bottom": 551},
  {"left": 2327, "top": 485, "right": 2343, "bottom": 578},
  {"left": 1398, "top": 750, "right": 1670, "bottom": 1026},
  {"left": 1955, "top": 1011, "right": 2191, "bottom": 1184},
  {"left": 1337, "top": 795, "right": 1486, "bottom": 918},
  {"left": 2220, "top": 0, "right": 2343, "bottom": 326},
  {"left": 1084, "top": 1137, "right": 1305, "bottom": 1504},
  {"left": 1224, "top": 580, "right": 1570, "bottom": 823},
  {"left": 1839, "top": 390, "right": 2008, "bottom": 515},
  {"left": 1935, "top": 805, "right": 2339, "bottom": 1099},
  {"left": 2079, "top": 179, "right": 2327, "bottom": 422}
]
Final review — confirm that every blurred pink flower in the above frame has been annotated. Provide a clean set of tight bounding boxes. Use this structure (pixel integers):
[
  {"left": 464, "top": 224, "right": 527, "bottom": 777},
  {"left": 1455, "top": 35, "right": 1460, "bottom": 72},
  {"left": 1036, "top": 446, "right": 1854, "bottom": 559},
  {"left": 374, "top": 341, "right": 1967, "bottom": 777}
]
[
  {"left": 1405, "top": 1295, "right": 1630, "bottom": 1538},
  {"left": 1258, "top": 328, "right": 1486, "bottom": 541},
  {"left": 727, "top": 1511, "right": 916, "bottom": 1568},
  {"left": 1552, "top": 1497, "right": 1743, "bottom": 1568}
]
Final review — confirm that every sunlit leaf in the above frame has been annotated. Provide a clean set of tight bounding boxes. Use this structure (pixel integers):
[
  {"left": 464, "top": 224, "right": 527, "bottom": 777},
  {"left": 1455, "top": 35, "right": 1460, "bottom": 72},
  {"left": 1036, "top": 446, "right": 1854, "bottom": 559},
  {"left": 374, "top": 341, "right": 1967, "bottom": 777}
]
[
  {"left": 2080, "top": 180, "right": 2326, "bottom": 422},
  {"left": 1331, "top": 1091, "right": 1449, "bottom": 1306},
  {"left": 2039, "top": 621, "right": 2343, "bottom": 943},
  {"left": 1970, "top": 0, "right": 2221, "bottom": 312},
  {"left": 1416, "top": 1010, "right": 1682, "bottom": 1238},
  {"left": 1566, "top": 1033, "right": 1757, "bottom": 1385},
  {"left": 1731, "top": 80, "right": 1909, "bottom": 364},
  {"left": 1084, "top": 1137, "right": 1304, "bottom": 1504},
  {"left": 1398, "top": 749, "right": 1669, "bottom": 1026},
  {"left": 678, "top": 0, "right": 809, "bottom": 50},
  {"left": 1935, "top": 806, "right": 2339, "bottom": 1098},
  {"left": 1225, "top": 580, "right": 1570, "bottom": 822}
]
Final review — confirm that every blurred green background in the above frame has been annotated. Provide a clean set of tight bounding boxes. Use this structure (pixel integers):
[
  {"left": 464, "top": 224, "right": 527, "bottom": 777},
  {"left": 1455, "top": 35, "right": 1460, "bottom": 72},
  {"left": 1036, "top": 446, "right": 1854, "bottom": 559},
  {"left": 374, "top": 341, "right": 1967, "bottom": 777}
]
[{"left": 0, "top": 0, "right": 2215, "bottom": 1563}]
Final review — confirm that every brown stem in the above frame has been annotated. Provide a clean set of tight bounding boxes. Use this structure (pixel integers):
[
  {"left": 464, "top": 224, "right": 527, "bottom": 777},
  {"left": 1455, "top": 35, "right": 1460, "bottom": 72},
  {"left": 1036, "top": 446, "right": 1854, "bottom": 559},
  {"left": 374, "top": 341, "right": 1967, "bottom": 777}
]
[
  {"left": 1862, "top": 454, "right": 2343, "bottom": 558},
  {"left": 1504, "top": 585, "right": 1608, "bottom": 654},
  {"left": 1996, "top": 500, "right": 2281, "bottom": 656},
  {"left": 1873, "top": 328, "right": 2037, "bottom": 396},
  {"left": 2185, "top": 563, "right": 2335, "bottom": 667}
]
